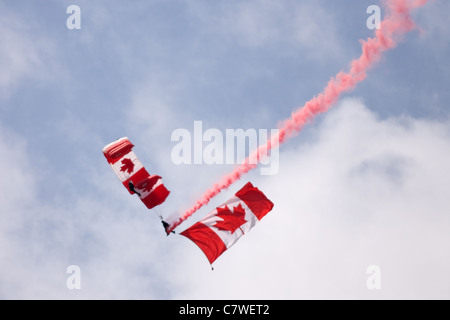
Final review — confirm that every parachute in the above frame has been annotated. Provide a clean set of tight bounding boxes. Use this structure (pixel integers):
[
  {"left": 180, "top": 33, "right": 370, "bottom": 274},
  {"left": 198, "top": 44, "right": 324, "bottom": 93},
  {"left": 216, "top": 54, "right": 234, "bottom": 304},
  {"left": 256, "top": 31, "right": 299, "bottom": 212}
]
[
  {"left": 103, "top": 137, "right": 170, "bottom": 212},
  {"left": 180, "top": 182, "right": 274, "bottom": 265}
]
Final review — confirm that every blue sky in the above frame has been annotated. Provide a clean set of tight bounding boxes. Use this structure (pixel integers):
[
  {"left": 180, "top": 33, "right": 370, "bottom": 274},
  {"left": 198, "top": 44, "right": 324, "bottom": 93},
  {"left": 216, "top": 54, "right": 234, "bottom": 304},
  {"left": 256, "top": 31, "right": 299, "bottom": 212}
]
[{"left": 1, "top": 0, "right": 450, "bottom": 299}]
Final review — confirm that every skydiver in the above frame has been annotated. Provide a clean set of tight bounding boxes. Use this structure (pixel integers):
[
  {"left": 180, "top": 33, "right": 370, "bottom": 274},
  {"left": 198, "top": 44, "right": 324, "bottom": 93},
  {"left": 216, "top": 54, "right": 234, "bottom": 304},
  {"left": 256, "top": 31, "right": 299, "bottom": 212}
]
[{"left": 128, "top": 181, "right": 141, "bottom": 197}]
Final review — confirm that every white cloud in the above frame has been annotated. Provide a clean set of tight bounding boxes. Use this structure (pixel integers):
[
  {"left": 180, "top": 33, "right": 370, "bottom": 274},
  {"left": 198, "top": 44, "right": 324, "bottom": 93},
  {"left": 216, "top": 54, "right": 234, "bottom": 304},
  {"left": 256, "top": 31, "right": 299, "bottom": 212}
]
[
  {"left": 170, "top": 98, "right": 450, "bottom": 299},
  {"left": 187, "top": 0, "right": 344, "bottom": 61},
  {"left": 416, "top": 1, "right": 450, "bottom": 51},
  {"left": 1, "top": 1, "right": 448, "bottom": 300},
  {"left": 0, "top": 124, "right": 43, "bottom": 298},
  {"left": 2, "top": 87, "right": 449, "bottom": 300}
]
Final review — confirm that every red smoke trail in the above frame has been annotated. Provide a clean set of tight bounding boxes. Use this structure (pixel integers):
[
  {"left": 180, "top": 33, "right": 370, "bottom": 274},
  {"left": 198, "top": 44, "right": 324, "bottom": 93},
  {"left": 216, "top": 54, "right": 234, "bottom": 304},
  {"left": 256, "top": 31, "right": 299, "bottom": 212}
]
[{"left": 167, "top": 0, "right": 428, "bottom": 233}]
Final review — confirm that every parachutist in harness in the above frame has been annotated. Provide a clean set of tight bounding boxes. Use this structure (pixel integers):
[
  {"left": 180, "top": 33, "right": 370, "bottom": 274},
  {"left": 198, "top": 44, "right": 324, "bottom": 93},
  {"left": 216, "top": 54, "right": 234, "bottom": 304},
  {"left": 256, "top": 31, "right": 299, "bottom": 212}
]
[
  {"left": 128, "top": 181, "right": 141, "bottom": 197},
  {"left": 162, "top": 220, "right": 175, "bottom": 235}
]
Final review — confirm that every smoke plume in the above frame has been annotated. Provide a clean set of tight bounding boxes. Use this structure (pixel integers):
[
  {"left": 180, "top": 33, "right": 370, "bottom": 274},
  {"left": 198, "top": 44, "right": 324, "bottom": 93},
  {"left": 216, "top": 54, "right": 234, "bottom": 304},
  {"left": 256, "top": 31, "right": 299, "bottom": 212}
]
[{"left": 167, "top": 0, "right": 428, "bottom": 233}]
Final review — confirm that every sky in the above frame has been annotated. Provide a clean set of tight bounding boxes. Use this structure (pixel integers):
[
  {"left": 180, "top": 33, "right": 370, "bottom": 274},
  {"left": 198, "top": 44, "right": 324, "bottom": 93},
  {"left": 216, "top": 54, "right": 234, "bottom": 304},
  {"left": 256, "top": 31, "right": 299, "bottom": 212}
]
[{"left": 0, "top": 0, "right": 449, "bottom": 299}]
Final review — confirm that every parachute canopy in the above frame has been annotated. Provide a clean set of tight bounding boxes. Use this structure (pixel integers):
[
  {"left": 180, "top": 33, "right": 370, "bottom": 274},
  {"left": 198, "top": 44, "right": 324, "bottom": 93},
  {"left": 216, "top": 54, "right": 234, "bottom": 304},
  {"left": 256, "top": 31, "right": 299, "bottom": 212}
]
[
  {"left": 103, "top": 137, "right": 170, "bottom": 209},
  {"left": 180, "top": 182, "right": 274, "bottom": 264}
]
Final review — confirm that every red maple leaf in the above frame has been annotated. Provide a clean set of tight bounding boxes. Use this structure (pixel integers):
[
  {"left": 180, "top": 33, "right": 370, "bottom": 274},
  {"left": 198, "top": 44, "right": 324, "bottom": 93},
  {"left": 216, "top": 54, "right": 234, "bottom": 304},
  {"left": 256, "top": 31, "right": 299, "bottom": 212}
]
[
  {"left": 214, "top": 204, "right": 247, "bottom": 234},
  {"left": 120, "top": 158, "right": 135, "bottom": 174}
]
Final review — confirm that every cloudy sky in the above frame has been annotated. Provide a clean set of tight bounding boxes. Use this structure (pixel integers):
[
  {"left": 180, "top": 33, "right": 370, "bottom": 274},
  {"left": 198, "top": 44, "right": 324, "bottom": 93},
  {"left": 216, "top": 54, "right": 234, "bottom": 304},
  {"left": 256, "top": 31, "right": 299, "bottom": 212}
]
[{"left": 1, "top": 0, "right": 449, "bottom": 299}]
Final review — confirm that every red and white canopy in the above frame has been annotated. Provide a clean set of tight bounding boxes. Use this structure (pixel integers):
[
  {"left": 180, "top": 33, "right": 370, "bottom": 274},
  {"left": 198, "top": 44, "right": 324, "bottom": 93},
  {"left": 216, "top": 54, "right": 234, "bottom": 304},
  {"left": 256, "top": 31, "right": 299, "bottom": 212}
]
[{"left": 180, "top": 182, "right": 274, "bottom": 264}]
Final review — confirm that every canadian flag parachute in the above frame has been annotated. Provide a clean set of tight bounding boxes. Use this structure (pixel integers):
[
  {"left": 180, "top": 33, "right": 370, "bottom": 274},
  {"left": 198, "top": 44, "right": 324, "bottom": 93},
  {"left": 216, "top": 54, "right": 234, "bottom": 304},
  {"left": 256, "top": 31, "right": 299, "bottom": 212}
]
[
  {"left": 180, "top": 182, "right": 274, "bottom": 265},
  {"left": 103, "top": 137, "right": 170, "bottom": 210}
]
